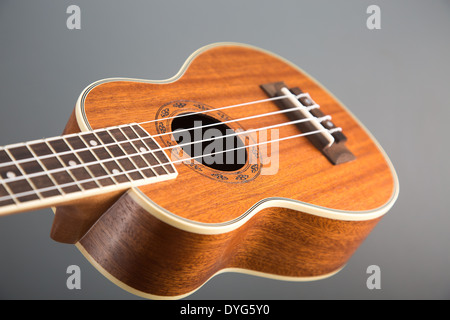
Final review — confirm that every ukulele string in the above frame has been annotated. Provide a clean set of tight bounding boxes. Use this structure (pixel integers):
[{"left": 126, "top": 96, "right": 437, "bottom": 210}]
[
  {"left": 137, "top": 92, "right": 309, "bottom": 125},
  {"left": 151, "top": 103, "right": 319, "bottom": 138},
  {"left": 0, "top": 91, "right": 331, "bottom": 200},
  {"left": 0, "top": 92, "right": 316, "bottom": 169},
  {"left": 0, "top": 126, "right": 341, "bottom": 203},
  {"left": 0, "top": 114, "right": 332, "bottom": 185},
  {"left": 157, "top": 115, "right": 332, "bottom": 153}
]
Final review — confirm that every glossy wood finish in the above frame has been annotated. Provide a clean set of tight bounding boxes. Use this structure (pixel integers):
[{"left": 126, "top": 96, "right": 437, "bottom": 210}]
[
  {"left": 54, "top": 43, "right": 398, "bottom": 298},
  {"left": 51, "top": 190, "right": 124, "bottom": 243},
  {"left": 79, "top": 44, "right": 395, "bottom": 225},
  {"left": 79, "top": 191, "right": 381, "bottom": 298}
]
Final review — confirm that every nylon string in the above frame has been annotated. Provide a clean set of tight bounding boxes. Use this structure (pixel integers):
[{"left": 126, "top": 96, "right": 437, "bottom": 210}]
[
  {"left": 0, "top": 125, "right": 341, "bottom": 203},
  {"left": 0, "top": 92, "right": 340, "bottom": 203}
]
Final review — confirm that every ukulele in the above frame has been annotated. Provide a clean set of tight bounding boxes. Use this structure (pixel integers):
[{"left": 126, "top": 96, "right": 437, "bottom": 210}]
[{"left": 0, "top": 43, "right": 399, "bottom": 299}]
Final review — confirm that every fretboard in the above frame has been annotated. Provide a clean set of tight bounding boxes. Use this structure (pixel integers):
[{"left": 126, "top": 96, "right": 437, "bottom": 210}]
[{"left": 0, "top": 124, "right": 177, "bottom": 215}]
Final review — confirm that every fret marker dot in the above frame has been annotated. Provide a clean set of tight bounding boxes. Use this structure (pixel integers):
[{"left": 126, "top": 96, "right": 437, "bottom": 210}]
[
  {"left": 68, "top": 160, "right": 77, "bottom": 166},
  {"left": 112, "top": 169, "right": 120, "bottom": 175},
  {"left": 140, "top": 147, "right": 147, "bottom": 153},
  {"left": 6, "top": 171, "right": 16, "bottom": 179},
  {"left": 90, "top": 140, "right": 98, "bottom": 146}
]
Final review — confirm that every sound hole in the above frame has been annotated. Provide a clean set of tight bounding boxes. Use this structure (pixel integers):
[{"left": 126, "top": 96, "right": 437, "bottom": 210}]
[{"left": 171, "top": 113, "right": 247, "bottom": 171}]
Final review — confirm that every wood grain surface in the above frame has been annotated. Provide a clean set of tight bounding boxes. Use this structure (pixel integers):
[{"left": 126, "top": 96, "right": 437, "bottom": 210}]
[
  {"left": 78, "top": 191, "right": 381, "bottom": 298},
  {"left": 79, "top": 44, "right": 395, "bottom": 224},
  {"left": 54, "top": 43, "right": 397, "bottom": 298}
]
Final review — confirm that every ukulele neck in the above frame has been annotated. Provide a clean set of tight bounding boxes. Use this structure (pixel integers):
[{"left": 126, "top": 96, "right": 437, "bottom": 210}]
[{"left": 0, "top": 124, "right": 177, "bottom": 216}]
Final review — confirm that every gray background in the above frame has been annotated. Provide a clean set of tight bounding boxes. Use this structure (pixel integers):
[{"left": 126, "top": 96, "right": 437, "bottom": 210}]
[{"left": 0, "top": 0, "right": 449, "bottom": 299}]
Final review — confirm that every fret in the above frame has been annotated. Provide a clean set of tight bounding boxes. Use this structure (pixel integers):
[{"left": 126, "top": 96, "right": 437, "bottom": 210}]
[
  {"left": 40, "top": 155, "right": 64, "bottom": 170},
  {"left": 108, "top": 127, "right": 134, "bottom": 160},
  {"left": 102, "top": 142, "right": 145, "bottom": 180},
  {"left": 0, "top": 163, "right": 22, "bottom": 180},
  {"left": 50, "top": 171, "right": 81, "bottom": 193},
  {"left": 4, "top": 147, "right": 41, "bottom": 202},
  {"left": 129, "top": 154, "right": 155, "bottom": 178},
  {"left": 59, "top": 152, "right": 81, "bottom": 168},
  {"left": 19, "top": 158, "right": 60, "bottom": 198},
  {"left": 95, "top": 130, "right": 115, "bottom": 145},
  {"left": 0, "top": 149, "right": 11, "bottom": 164},
  {"left": 117, "top": 127, "right": 156, "bottom": 178},
  {"left": 29, "top": 174, "right": 61, "bottom": 198},
  {"left": 79, "top": 133, "right": 117, "bottom": 186},
  {"left": 66, "top": 135, "right": 97, "bottom": 163},
  {"left": 47, "top": 138, "right": 71, "bottom": 153},
  {"left": 102, "top": 160, "right": 130, "bottom": 183},
  {"left": 107, "top": 128, "right": 146, "bottom": 181},
  {"left": 0, "top": 150, "right": 22, "bottom": 180},
  {"left": 51, "top": 135, "right": 111, "bottom": 188},
  {"left": 0, "top": 124, "right": 178, "bottom": 213},
  {"left": 120, "top": 126, "right": 138, "bottom": 140},
  {"left": 93, "top": 131, "right": 125, "bottom": 186},
  {"left": 84, "top": 164, "right": 114, "bottom": 186},
  {"left": 65, "top": 135, "right": 87, "bottom": 150},
  {"left": 141, "top": 154, "right": 167, "bottom": 175},
  {"left": 92, "top": 146, "right": 112, "bottom": 161},
  {"left": 43, "top": 140, "right": 81, "bottom": 194},
  {"left": 105, "top": 143, "right": 125, "bottom": 158},
  {"left": 28, "top": 141, "right": 69, "bottom": 194},
  {"left": 93, "top": 130, "right": 133, "bottom": 183},
  {"left": 113, "top": 130, "right": 136, "bottom": 155},
  {"left": 0, "top": 184, "right": 15, "bottom": 207},
  {"left": 69, "top": 132, "right": 128, "bottom": 185},
  {"left": 0, "top": 154, "right": 22, "bottom": 203},
  {"left": 131, "top": 144, "right": 161, "bottom": 176},
  {"left": 5, "top": 178, "right": 39, "bottom": 202},
  {"left": 0, "top": 149, "right": 18, "bottom": 205},
  {"left": 108, "top": 128, "right": 127, "bottom": 142},
  {"left": 131, "top": 125, "right": 173, "bottom": 175},
  {"left": 80, "top": 133, "right": 111, "bottom": 160},
  {"left": 47, "top": 137, "right": 95, "bottom": 190},
  {"left": 77, "top": 149, "right": 97, "bottom": 163},
  {"left": 79, "top": 132, "right": 124, "bottom": 184},
  {"left": 79, "top": 132, "right": 101, "bottom": 148},
  {"left": 122, "top": 126, "right": 157, "bottom": 178},
  {"left": 147, "top": 139, "right": 175, "bottom": 173},
  {"left": 28, "top": 142, "right": 53, "bottom": 157},
  {"left": 133, "top": 125, "right": 175, "bottom": 173},
  {"left": 8, "top": 145, "right": 34, "bottom": 161},
  {"left": 62, "top": 137, "right": 100, "bottom": 190},
  {"left": 67, "top": 165, "right": 98, "bottom": 190},
  {"left": 143, "top": 140, "right": 174, "bottom": 174},
  {"left": 20, "top": 159, "right": 44, "bottom": 175},
  {"left": 117, "top": 158, "right": 143, "bottom": 181},
  {"left": 27, "top": 142, "right": 63, "bottom": 197}
]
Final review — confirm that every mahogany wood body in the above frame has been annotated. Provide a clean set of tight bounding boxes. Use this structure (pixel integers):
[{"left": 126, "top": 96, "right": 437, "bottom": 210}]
[
  {"left": 78, "top": 192, "right": 380, "bottom": 298},
  {"left": 54, "top": 43, "right": 398, "bottom": 299}
]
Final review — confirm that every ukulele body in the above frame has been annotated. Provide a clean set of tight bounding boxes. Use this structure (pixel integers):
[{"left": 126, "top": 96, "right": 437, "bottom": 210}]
[{"left": 54, "top": 43, "right": 398, "bottom": 299}]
